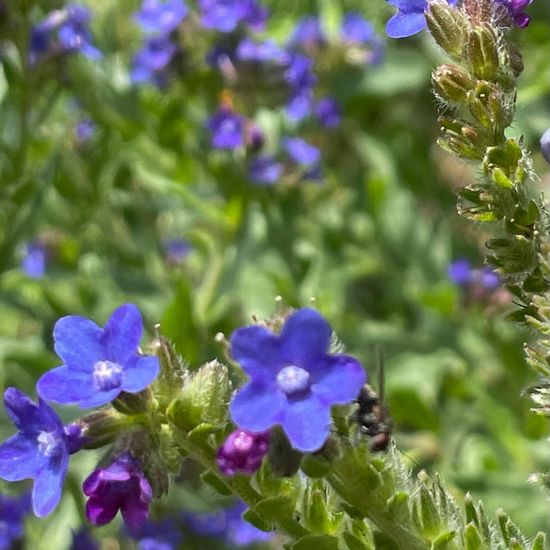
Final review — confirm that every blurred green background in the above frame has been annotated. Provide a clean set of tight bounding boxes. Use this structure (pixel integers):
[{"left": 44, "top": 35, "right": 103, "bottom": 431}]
[{"left": 0, "top": 0, "right": 549, "bottom": 547}]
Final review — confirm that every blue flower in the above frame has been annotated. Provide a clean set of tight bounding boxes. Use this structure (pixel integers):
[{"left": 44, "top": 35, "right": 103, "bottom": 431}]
[
  {"left": 75, "top": 119, "right": 96, "bottom": 142},
  {"left": 495, "top": 0, "right": 531, "bottom": 28},
  {"left": 448, "top": 259, "right": 472, "bottom": 285},
  {"left": 284, "top": 53, "right": 317, "bottom": 91},
  {"left": 129, "top": 518, "right": 183, "bottom": 550},
  {"left": 315, "top": 97, "right": 341, "bottom": 128},
  {"left": 0, "top": 389, "right": 75, "bottom": 517},
  {"left": 386, "top": 0, "right": 457, "bottom": 39},
  {"left": 37, "top": 304, "right": 160, "bottom": 408},
  {"left": 134, "top": 0, "right": 188, "bottom": 34},
  {"left": 199, "top": 0, "right": 267, "bottom": 33},
  {"left": 163, "top": 239, "right": 192, "bottom": 265},
  {"left": 541, "top": 129, "right": 550, "bottom": 165},
  {"left": 289, "top": 16, "right": 326, "bottom": 49},
  {"left": 29, "top": 5, "right": 101, "bottom": 62},
  {"left": 282, "top": 137, "right": 321, "bottom": 169},
  {"left": 22, "top": 242, "right": 47, "bottom": 279},
  {"left": 70, "top": 528, "right": 99, "bottom": 550},
  {"left": 131, "top": 36, "right": 176, "bottom": 87},
  {"left": 208, "top": 107, "right": 244, "bottom": 149},
  {"left": 236, "top": 38, "right": 288, "bottom": 64},
  {"left": 229, "top": 308, "right": 366, "bottom": 452},
  {"left": 475, "top": 266, "right": 500, "bottom": 290},
  {"left": 248, "top": 156, "right": 283, "bottom": 186},
  {"left": 286, "top": 90, "right": 314, "bottom": 123},
  {"left": 0, "top": 492, "right": 30, "bottom": 550},
  {"left": 341, "top": 12, "right": 385, "bottom": 64}
]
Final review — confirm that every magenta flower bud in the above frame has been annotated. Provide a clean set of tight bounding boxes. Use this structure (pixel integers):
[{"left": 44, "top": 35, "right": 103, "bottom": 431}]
[
  {"left": 540, "top": 129, "right": 550, "bottom": 165},
  {"left": 217, "top": 429, "right": 270, "bottom": 476},
  {"left": 83, "top": 453, "right": 152, "bottom": 530}
]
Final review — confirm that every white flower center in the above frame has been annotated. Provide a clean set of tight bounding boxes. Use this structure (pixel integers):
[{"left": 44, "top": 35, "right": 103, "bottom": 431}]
[
  {"left": 92, "top": 360, "right": 123, "bottom": 391},
  {"left": 37, "top": 430, "right": 63, "bottom": 457},
  {"left": 276, "top": 365, "right": 311, "bottom": 395}
]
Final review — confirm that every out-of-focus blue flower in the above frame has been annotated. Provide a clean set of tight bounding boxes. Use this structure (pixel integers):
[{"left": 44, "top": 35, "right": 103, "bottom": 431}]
[
  {"left": 199, "top": 0, "right": 268, "bottom": 33},
  {"left": 448, "top": 259, "right": 472, "bottom": 285},
  {"left": 289, "top": 16, "right": 326, "bottom": 49},
  {"left": 22, "top": 241, "right": 47, "bottom": 279},
  {"left": 130, "top": 517, "right": 183, "bottom": 550},
  {"left": 385, "top": 0, "right": 457, "bottom": 39},
  {"left": 541, "top": 129, "right": 550, "bottom": 165},
  {"left": 185, "top": 501, "right": 272, "bottom": 546},
  {"left": 476, "top": 266, "right": 500, "bottom": 290},
  {"left": 495, "top": 0, "right": 531, "bottom": 28},
  {"left": 208, "top": 107, "right": 245, "bottom": 149},
  {"left": 236, "top": 38, "right": 288, "bottom": 64},
  {"left": 37, "top": 304, "right": 160, "bottom": 408},
  {"left": 217, "top": 429, "right": 270, "bottom": 475},
  {"left": 284, "top": 53, "right": 317, "bottom": 91},
  {"left": 229, "top": 308, "right": 366, "bottom": 452},
  {"left": 134, "top": 0, "right": 189, "bottom": 34},
  {"left": 0, "top": 389, "right": 76, "bottom": 517},
  {"left": 75, "top": 119, "right": 96, "bottom": 142},
  {"left": 315, "top": 97, "right": 341, "bottom": 128},
  {"left": 163, "top": 239, "right": 192, "bottom": 265},
  {"left": 30, "top": 5, "right": 101, "bottom": 63},
  {"left": 248, "top": 156, "right": 283, "bottom": 186},
  {"left": 341, "top": 12, "right": 385, "bottom": 64},
  {"left": 83, "top": 453, "right": 152, "bottom": 530},
  {"left": 0, "top": 493, "right": 30, "bottom": 549},
  {"left": 286, "top": 90, "right": 313, "bottom": 123},
  {"left": 70, "top": 528, "right": 99, "bottom": 550},
  {"left": 282, "top": 137, "right": 321, "bottom": 169},
  {"left": 131, "top": 36, "right": 176, "bottom": 86}
]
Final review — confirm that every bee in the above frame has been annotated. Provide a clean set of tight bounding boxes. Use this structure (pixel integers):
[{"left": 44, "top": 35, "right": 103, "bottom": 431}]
[{"left": 352, "top": 349, "right": 393, "bottom": 452}]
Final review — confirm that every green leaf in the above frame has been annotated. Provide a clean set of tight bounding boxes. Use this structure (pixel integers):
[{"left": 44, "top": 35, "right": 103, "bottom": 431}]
[{"left": 292, "top": 534, "right": 339, "bottom": 550}]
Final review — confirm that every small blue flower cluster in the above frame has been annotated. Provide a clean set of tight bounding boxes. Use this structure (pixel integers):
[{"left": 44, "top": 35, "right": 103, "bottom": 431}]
[
  {"left": 30, "top": 4, "right": 101, "bottom": 64},
  {"left": 0, "top": 304, "right": 159, "bottom": 525}
]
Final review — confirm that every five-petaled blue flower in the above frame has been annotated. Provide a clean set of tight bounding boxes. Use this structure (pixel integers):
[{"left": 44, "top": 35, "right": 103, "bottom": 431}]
[
  {"left": 199, "top": 0, "right": 268, "bottom": 33},
  {"left": 229, "top": 308, "right": 366, "bottom": 452},
  {"left": 248, "top": 156, "right": 283, "bottom": 186},
  {"left": 0, "top": 389, "right": 73, "bottom": 517},
  {"left": 0, "top": 492, "right": 30, "bottom": 549},
  {"left": 386, "top": 0, "right": 457, "bottom": 39},
  {"left": 134, "top": 0, "right": 189, "bottom": 34},
  {"left": 208, "top": 107, "right": 245, "bottom": 149},
  {"left": 131, "top": 35, "right": 177, "bottom": 87},
  {"left": 37, "top": 304, "right": 160, "bottom": 408},
  {"left": 282, "top": 137, "right": 321, "bottom": 169}
]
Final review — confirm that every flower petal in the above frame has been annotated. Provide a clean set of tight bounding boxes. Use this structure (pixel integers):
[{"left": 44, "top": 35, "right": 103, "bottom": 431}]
[
  {"left": 37, "top": 366, "right": 120, "bottom": 408},
  {"left": 32, "top": 454, "right": 68, "bottom": 517},
  {"left": 0, "top": 434, "right": 46, "bottom": 481},
  {"left": 230, "top": 325, "right": 281, "bottom": 379},
  {"left": 386, "top": 11, "right": 426, "bottom": 38},
  {"left": 4, "top": 388, "right": 42, "bottom": 433},
  {"left": 311, "top": 354, "right": 366, "bottom": 406},
  {"left": 53, "top": 315, "right": 103, "bottom": 371},
  {"left": 279, "top": 309, "right": 332, "bottom": 370},
  {"left": 121, "top": 496, "right": 149, "bottom": 530},
  {"left": 86, "top": 496, "right": 120, "bottom": 526},
  {"left": 280, "top": 396, "right": 331, "bottom": 452},
  {"left": 101, "top": 304, "right": 143, "bottom": 364},
  {"left": 121, "top": 355, "right": 160, "bottom": 393},
  {"left": 230, "top": 382, "right": 285, "bottom": 432}
]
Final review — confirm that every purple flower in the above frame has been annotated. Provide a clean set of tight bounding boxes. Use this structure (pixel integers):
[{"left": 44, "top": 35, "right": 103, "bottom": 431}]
[
  {"left": 208, "top": 107, "right": 244, "bottom": 149},
  {"left": 541, "top": 129, "right": 550, "bottom": 165},
  {"left": 248, "top": 156, "right": 283, "bottom": 186},
  {"left": 131, "top": 36, "right": 176, "bottom": 86},
  {"left": 386, "top": 0, "right": 457, "bottom": 39},
  {"left": 236, "top": 38, "right": 288, "bottom": 64},
  {"left": 0, "top": 493, "right": 30, "bottom": 549},
  {"left": 36, "top": 304, "right": 160, "bottom": 408},
  {"left": 0, "top": 389, "right": 76, "bottom": 517},
  {"left": 341, "top": 12, "right": 385, "bottom": 64},
  {"left": 22, "top": 242, "right": 47, "bottom": 279},
  {"left": 284, "top": 53, "right": 317, "bottom": 91},
  {"left": 229, "top": 308, "right": 366, "bottom": 452},
  {"left": 217, "top": 429, "right": 270, "bottom": 475},
  {"left": 289, "top": 16, "right": 326, "bottom": 49},
  {"left": 134, "top": 0, "right": 188, "bottom": 34},
  {"left": 282, "top": 137, "right": 321, "bottom": 169},
  {"left": 315, "top": 98, "right": 341, "bottom": 128},
  {"left": 448, "top": 259, "right": 472, "bottom": 285},
  {"left": 83, "top": 453, "right": 152, "bottom": 530},
  {"left": 199, "top": 0, "right": 268, "bottom": 33},
  {"left": 495, "top": 0, "right": 531, "bottom": 28}
]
